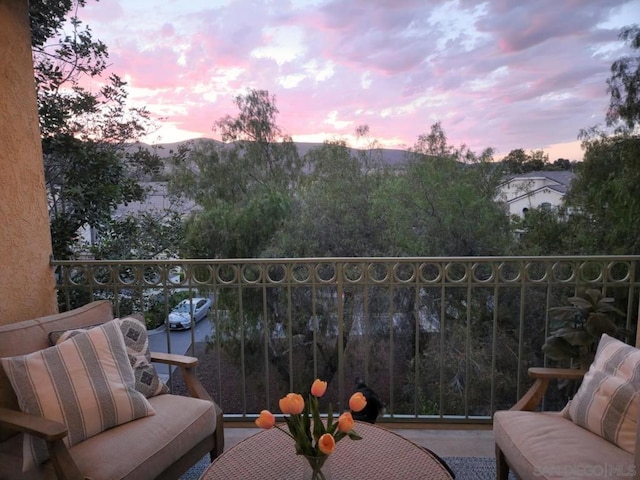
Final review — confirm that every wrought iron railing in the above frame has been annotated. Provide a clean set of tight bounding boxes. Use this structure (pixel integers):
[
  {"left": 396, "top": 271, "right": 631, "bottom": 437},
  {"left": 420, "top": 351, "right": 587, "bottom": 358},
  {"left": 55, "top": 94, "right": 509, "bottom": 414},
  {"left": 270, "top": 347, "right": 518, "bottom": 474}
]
[{"left": 52, "top": 256, "right": 640, "bottom": 424}]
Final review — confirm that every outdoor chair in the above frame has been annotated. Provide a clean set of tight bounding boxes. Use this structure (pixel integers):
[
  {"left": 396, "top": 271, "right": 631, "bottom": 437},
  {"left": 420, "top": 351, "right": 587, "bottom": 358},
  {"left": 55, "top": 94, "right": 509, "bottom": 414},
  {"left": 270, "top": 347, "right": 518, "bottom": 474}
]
[
  {"left": 493, "top": 329, "right": 640, "bottom": 480},
  {"left": 0, "top": 300, "right": 224, "bottom": 480}
]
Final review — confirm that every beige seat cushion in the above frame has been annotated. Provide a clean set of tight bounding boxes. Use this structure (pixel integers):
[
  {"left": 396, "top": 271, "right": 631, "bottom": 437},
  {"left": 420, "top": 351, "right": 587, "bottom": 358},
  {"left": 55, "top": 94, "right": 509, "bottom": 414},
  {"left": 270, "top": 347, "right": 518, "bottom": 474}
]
[
  {"left": 69, "top": 394, "right": 216, "bottom": 480},
  {"left": 0, "top": 394, "right": 216, "bottom": 480},
  {"left": 494, "top": 410, "right": 634, "bottom": 480}
]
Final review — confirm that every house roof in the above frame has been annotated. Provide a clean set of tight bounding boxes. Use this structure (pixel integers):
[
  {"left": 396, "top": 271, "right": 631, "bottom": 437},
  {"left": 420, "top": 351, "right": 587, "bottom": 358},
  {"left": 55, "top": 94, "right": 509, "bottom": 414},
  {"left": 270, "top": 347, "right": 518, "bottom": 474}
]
[{"left": 500, "top": 170, "right": 575, "bottom": 194}]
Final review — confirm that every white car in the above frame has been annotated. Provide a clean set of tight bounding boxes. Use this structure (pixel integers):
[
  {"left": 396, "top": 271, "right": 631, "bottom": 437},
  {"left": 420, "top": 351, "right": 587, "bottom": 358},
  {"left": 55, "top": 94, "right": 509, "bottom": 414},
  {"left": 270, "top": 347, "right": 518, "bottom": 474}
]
[{"left": 168, "top": 297, "right": 212, "bottom": 330}]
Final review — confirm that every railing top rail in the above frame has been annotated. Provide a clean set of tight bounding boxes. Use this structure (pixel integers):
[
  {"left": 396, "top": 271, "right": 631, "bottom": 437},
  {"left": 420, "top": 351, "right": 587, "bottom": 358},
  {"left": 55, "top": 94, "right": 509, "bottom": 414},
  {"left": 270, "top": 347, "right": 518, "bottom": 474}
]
[{"left": 51, "top": 255, "right": 640, "bottom": 266}]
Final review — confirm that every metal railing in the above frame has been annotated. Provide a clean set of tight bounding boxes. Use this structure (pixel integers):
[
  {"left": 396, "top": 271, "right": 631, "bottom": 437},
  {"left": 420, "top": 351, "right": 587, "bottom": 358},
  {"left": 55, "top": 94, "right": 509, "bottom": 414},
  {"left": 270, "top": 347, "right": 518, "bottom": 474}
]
[{"left": 53, "top": 256, "right": 640, "bottom": 424}]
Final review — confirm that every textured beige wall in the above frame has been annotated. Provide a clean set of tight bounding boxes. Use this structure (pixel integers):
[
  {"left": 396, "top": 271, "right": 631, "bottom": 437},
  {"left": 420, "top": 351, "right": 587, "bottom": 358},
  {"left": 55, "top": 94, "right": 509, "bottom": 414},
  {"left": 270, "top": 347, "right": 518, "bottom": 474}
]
[{"left": 0, "top": 0, "right": 57, "bottom": 324}]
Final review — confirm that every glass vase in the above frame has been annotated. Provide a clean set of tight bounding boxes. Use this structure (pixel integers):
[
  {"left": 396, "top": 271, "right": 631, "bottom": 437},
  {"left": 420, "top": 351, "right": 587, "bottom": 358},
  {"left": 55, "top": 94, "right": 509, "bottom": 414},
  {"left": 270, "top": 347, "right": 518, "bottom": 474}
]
[{"left": 301, "top": 454, "right": 332, "bottom": 480}]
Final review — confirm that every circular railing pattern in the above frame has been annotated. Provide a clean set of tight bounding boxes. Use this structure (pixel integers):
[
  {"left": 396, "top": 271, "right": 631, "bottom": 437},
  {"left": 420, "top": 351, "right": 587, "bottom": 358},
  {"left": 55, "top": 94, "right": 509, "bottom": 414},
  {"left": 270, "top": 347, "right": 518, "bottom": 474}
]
[{"left": 56, "top": 258, "right": 639, "bottom": 290}]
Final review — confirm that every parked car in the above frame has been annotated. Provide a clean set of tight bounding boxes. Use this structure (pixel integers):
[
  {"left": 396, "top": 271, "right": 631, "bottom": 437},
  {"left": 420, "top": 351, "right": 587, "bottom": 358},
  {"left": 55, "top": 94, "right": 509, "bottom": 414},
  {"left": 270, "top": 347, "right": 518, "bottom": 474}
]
[{"left": 167, "top": 297, "right": 212, "bottom": 330}]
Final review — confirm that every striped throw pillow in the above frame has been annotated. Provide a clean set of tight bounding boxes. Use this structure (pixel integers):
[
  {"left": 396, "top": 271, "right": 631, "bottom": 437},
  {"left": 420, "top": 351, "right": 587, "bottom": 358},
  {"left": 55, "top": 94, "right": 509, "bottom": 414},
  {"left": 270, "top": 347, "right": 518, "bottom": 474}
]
[
  {"left": 1, "top": 319, "right": 155, "bottom": 472},
  {"left": 565, "top": 334, "right": 640, "bottom": 454}
]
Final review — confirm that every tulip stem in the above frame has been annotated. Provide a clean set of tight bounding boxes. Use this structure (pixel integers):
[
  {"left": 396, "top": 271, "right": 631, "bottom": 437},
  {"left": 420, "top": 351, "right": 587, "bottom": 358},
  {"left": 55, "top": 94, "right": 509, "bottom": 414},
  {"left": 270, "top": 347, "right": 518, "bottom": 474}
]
[{"left": 275, "top": 424, "right": 297, "bottom": 442}]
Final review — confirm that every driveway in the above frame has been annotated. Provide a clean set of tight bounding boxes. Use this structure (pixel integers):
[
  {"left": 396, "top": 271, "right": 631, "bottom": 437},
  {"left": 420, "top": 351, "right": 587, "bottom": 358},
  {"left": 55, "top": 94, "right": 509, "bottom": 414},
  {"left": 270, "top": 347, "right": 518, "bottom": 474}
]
[{"left": 149, "top": 316, "right": 213, "bottom": 378}]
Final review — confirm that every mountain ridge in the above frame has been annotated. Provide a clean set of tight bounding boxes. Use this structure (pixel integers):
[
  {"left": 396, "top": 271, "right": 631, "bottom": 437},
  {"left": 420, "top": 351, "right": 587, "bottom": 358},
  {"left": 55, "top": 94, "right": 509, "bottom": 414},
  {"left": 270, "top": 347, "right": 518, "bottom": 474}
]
[{"left": 137, "top": 138, "right": 409, "bottom": 166}]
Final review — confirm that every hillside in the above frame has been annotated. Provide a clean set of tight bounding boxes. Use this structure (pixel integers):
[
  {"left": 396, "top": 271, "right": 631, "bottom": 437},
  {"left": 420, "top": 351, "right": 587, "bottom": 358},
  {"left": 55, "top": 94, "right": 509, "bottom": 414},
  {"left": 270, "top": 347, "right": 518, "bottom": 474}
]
[{"left": 136, "top": 138, "right": 409, "bottom": 167}]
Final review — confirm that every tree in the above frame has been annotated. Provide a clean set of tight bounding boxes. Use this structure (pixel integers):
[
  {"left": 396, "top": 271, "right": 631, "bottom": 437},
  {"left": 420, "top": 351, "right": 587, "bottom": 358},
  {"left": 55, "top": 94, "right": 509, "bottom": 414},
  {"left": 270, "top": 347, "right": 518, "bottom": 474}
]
[
  {"left": 606, "top": 25, "right": 640, "bottom": 132},
  {"left": 393, "top": 123, "right": 512, "bottom": 256},
  {"left": 270, "top": 125, "right": 390, "bottom": 257},
  {"left": 31, "top": 1, "right": 166, "bottom": 259},
  {"left": 511, "top": 207, "right": 579, "bottom": 255},
  {"left": 563, "top": 25, "right": 640, "bottom": 255},
  {"left": 89, "top": 211, "right": 185, "bottom": 260},
  {"left": 171, "top": 89, "right": 302, "bottom": 259},
  {"left": 550, "top": 158, "right": 574, "bottom": 171},
  {"left": 500, "top": 148, "right": 550, "bottom": 174},
  {"left": 564, "top": 133, "right": 640, "bottom": 254}
]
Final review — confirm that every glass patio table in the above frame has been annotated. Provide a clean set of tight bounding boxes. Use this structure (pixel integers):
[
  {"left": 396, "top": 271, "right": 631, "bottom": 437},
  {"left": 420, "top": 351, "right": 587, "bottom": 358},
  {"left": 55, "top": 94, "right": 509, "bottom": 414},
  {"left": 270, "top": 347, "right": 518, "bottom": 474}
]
[{"left": 199, "top": 421, "right": 454, "bottom": 479}]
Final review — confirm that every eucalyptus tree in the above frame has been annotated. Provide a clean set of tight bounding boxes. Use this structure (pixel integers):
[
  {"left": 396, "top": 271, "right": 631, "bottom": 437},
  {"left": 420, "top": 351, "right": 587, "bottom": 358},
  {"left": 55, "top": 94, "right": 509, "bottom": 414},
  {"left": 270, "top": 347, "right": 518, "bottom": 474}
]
[
  {"left": 171, "top": 89, "right": 302, "bottom": 259},
  {"left": 168, "top": 90, "right": 311, "bottom": 396},
  {"left": 391, "top": 123, "right": 511, "bottom": 257},
  {"left": 560, "top": 25, "right": 640, "bottom": 255},
  {"left": 378, "top": 123, "right": 521, "bottom": 414},
  {"left": 270, "top": 125, "right": 390, "bottom": 258},
  {"left": 606, "top": 25, "right": 640, "bottom": 132},
  {"left": 262, "top": 126, "right": 396, "bottom": 385}
]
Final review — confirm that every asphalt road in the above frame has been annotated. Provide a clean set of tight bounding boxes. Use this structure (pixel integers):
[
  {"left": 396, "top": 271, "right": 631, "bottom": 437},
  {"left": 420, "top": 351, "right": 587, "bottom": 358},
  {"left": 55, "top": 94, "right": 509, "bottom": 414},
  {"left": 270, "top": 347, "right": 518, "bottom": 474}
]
[{"left": 149, "top": 316, "right": 213, "bottom": 377}]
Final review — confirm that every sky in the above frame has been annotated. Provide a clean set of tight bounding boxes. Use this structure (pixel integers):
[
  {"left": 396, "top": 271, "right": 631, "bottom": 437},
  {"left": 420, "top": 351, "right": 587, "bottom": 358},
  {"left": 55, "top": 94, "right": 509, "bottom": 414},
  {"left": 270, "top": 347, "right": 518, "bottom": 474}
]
[{"left": 78, "top": 0, "right": 640, "bottom": 161}]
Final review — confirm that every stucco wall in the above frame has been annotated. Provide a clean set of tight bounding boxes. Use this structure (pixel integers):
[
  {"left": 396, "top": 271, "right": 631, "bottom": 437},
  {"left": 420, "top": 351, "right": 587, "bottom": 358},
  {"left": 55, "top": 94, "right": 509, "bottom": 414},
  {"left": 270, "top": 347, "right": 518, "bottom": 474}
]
[
  {"left": 508, "top": 189, "right": 564, "bottom": 217},
  {"left": 0, "top": 0, "right": 57, "bottom": 325}
]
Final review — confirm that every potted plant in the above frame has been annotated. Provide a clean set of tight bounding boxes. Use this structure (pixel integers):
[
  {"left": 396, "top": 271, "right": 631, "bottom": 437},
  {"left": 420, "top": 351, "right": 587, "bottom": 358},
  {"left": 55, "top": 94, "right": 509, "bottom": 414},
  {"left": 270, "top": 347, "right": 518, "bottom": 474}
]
[{"left": 542, "top": 288, "right": 630, "bottom": 369}]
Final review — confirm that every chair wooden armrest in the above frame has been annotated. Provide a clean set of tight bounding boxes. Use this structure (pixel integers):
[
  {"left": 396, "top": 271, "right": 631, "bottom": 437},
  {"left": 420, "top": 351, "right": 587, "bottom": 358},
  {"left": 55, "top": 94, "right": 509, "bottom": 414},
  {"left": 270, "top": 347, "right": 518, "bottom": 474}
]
[
  {"left": 151, "top": 351, "right": 211, "bottom": 401},
  {"left": 0, "top": 407, "right": 83, "bottom": 480},
  {"left": 511, "top": 367, "right": 586, "bottom": 412},
  {"left": 150, "top": 351, "right": 198, "bottom": 368},
  {"left": 150, "top": 351, "right": 225, "bottom": 457},
  {"left": 0, "top": 406, "right": 67, "bottom": 440}
]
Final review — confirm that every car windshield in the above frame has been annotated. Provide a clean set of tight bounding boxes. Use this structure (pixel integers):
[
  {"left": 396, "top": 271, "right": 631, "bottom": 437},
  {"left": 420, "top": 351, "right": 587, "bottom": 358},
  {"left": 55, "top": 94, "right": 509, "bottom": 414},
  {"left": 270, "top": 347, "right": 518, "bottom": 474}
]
[{"left": 174, "top": 302, "right": 194, "bottom": 313}]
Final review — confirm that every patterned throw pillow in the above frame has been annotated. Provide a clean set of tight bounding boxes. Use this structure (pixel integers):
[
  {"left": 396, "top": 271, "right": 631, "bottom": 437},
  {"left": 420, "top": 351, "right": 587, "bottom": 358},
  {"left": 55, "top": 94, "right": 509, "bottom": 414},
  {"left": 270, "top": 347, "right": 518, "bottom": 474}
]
[
  {"left": 49, "top": 316, "right": 169, "bottom": 398},
  {"left": 1, "top": 320, "right": 155, "bottom": 471},
  {"left": 564, "top": 334, "right": 640, "bottom": 454}
]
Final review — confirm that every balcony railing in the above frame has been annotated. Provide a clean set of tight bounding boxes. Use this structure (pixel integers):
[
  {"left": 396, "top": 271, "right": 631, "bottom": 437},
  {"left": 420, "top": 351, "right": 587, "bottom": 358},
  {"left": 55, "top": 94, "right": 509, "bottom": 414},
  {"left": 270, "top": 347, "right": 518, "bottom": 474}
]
[{"left": 52, "top": 256, "right": 640, "bottom": 424}]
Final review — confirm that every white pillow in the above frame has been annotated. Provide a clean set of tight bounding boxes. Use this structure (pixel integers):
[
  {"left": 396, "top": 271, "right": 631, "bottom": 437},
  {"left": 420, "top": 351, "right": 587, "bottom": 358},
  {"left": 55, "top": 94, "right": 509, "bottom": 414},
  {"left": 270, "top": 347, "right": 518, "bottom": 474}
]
[{"left": 1, "top": 319, "right": 155, "bottom": 471}]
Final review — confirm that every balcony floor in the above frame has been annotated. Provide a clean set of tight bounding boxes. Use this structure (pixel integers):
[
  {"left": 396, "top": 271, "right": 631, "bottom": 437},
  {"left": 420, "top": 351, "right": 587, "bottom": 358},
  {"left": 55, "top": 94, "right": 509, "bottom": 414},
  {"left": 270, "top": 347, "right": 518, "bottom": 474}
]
[{"left": 224, "top": 425, "right": 495, "bottom": 457}]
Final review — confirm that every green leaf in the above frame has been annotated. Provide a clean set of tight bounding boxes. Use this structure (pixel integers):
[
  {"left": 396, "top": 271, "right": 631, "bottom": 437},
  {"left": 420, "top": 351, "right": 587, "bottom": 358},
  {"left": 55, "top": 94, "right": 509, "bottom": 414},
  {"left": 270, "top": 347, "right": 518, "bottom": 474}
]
[
  {"left": 556, "top": 329, "right": 594, "bottom": 346},
  {"left": 542, "top": 336, "right": 580, "bottom": 360},
  {"left": 327, "top": 422, "right": 338, "bottom": 435},
  {"left": 585, "top": 314, "right": 619, "bottom": 337},
  {"left": 567, "top": 296, "right": 594, "bottom": 309},
  {"left": 549, "top": 306, "right": 580, "bottom": 322},
  {"left": 595, "top": 303, "right": 624, "bottom": 316},
  {"left": 311, "top": 396, "right": 324, "bottom": 441}
]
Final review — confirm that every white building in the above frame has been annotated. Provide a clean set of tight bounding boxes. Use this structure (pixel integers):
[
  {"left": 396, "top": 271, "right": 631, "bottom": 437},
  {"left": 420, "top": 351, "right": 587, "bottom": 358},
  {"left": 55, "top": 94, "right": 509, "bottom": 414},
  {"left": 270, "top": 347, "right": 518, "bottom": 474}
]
[
  {"left": 113, "top": 182, "right": 195, "bottom": 219},
  {"left": 79, "top": 182, "right": 195, "bottom": 247},
  {"left": 497, "top": 171, "right": 575, "bottom": 217}
]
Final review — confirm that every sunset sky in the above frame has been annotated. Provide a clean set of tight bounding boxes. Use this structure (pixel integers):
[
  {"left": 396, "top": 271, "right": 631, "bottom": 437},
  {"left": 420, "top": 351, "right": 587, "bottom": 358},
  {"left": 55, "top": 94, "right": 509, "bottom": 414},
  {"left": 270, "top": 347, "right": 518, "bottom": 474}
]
[{"left": 78, "top": 0, "right": 639, "bottom": 161}]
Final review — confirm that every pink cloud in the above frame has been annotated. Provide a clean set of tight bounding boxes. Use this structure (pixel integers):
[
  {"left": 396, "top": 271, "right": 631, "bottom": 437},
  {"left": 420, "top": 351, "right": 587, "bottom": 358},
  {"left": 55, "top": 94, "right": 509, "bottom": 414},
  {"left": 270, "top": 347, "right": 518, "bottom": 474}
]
[{"left": 73, "top": 0, "right": 637, "bottom": 161}]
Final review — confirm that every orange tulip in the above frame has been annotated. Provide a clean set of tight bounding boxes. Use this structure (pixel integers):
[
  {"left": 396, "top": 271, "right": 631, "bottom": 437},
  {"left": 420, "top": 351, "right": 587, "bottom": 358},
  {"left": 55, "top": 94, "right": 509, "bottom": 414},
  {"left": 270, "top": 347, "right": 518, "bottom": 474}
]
[
  {"left": 279, "top": 393, "right": 305, "bottom": 415},
  {"left": 255, "top": 410, "right": 275, "bottom": 429},
  {"left": 349, "top": 392, "right": 367, "bottom": 412},
  {"left": 311, "top": 379, "right": 327, "bottom": 398},
  {"left": 318, "top": 433, "right": 336, "bottom": 455},
  {"left": 337, "top": 411, "right": 354, "bottom": 433}
]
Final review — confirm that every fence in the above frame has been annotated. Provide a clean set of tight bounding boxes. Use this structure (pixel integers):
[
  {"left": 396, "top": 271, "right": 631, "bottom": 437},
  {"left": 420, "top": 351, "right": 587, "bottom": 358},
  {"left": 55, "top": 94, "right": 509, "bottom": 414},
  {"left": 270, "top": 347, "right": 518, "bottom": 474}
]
[{"left": 53, "top": 256, "right": 640, "bottom": 424}]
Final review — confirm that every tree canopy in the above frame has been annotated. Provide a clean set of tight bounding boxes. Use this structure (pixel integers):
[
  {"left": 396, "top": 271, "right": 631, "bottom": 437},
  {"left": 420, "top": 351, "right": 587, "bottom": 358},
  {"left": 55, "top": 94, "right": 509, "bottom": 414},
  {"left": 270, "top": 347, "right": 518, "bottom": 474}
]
[
  {"left": 516, "top": 24, "right": 640, "bottom": 256},
  {"left": 606, "top": 25, "right": 640, "bottom": 132},
  {"left": 30, "top": 1, "right": 175, "bottom": 259},
  {"left": 170, "top": 89, "right": 303, "bottom": 259}
]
